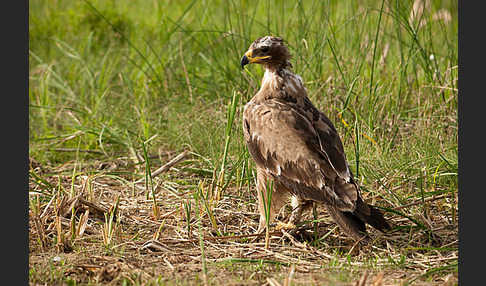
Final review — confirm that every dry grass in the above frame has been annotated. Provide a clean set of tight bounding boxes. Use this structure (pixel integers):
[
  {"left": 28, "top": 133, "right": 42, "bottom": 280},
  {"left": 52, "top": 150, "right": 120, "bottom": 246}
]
[{"left": 29, "top": 153, "right": 457, "bottom": 285}]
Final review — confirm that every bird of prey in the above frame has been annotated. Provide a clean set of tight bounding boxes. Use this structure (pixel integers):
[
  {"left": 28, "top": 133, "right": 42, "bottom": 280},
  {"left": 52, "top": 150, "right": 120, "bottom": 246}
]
[{"left": 240, "top": 36, "right": 390, "bottom": 241}]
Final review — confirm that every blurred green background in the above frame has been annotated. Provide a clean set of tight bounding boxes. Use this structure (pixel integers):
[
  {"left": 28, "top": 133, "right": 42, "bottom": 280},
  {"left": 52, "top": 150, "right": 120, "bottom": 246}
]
[{"left": 29, "top": 0, "right": 457, "bottom": 198}]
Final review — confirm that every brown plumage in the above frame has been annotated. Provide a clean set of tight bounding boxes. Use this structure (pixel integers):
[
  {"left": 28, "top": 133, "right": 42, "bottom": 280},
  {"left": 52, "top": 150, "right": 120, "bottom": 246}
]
[{"left": 240, "top": 36, "right": 390, "bottom": 241}]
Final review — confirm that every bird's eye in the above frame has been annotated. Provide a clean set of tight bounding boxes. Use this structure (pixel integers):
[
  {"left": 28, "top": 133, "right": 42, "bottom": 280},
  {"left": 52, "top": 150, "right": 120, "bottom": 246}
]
[{"left": 261, "top": 46, "right": 270, "bottom": 53}]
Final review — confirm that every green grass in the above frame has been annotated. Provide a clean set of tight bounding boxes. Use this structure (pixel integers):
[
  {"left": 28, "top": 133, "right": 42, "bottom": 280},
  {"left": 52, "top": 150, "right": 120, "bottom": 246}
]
[{"left": 29, "top": 0, "right": 457, "bottom": 285}]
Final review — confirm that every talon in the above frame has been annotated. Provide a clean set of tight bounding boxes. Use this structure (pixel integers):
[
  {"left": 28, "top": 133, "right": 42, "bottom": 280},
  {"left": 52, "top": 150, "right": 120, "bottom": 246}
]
[{"left": 276, "top": 221, "right": 297, "bottom": 231}]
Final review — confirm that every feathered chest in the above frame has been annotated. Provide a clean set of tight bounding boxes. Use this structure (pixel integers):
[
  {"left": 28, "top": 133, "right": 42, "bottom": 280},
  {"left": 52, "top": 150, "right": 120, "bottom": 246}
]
[{"left": 245, "top": 68, "right": 320, "bottom": 127}]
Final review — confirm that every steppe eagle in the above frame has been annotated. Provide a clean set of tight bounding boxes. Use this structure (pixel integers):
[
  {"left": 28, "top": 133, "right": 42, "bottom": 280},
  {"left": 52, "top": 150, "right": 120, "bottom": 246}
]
[{"left": 240, "top": 36, "right": 390, "bottom": 241}]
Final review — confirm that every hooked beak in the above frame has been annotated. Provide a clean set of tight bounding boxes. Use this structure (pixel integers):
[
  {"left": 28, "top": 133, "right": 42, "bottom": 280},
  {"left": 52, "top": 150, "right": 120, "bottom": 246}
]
[
  {"left": 240, "top": 50, "right": 271, "bottom": 69},
  {"left": 240, "top": 54, "right": 250, "bottom": 69}
]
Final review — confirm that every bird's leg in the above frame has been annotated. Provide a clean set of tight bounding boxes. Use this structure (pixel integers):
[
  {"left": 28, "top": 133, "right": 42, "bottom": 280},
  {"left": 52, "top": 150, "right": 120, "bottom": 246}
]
[
  {"left": 276, "top": 196, "right": 312, "bottom": 231},
  {"left": 256, "top": 172, "right": 290, "bottom": 234}
]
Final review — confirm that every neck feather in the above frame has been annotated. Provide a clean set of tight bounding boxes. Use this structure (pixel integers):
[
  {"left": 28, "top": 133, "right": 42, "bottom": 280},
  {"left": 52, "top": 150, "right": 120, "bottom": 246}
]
[{"left": 258, "top": 64, "right": 305, "bottom": 102}]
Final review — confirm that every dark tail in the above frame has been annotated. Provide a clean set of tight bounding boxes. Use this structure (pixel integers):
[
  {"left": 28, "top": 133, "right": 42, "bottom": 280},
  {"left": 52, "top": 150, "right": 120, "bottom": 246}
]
[
  {"left": 325, "top": 198, "right": 391, "bottom": 241},
  {"left": 325, "top": 205, "right": 368, "bottom": 241},
  {"left": 354, "top": 197, "right": 391, "bottom": 232}
]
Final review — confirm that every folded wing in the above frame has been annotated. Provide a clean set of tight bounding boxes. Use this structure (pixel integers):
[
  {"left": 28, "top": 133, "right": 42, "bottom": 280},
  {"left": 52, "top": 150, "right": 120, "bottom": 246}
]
[{"left": 243, "top": 99, "right": 359, "bottom": 212}]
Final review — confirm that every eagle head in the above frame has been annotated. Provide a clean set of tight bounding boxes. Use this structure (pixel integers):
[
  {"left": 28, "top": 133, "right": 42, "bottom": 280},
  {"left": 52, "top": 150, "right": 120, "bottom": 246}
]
[{"left": 241, "top": 36, "right": 291, "bottom": 69}]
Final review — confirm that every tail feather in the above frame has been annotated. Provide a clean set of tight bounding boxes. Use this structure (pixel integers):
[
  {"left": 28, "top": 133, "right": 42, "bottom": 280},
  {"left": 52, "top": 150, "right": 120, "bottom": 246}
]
[
  {"left": 354, "top": 198, "right": 391, "bottom": 232},
  {"left": 325, "top": 205, "right": 367, "bottom": 241},
  {"left": 325, "top": 198, "right": 391, "bottom": 241}
]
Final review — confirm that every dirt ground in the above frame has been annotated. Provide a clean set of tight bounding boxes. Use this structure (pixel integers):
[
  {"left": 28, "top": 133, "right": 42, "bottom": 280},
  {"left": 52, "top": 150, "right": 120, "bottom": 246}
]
[{"left": 29, "top": 158, "right": 458, "bottom": 285}]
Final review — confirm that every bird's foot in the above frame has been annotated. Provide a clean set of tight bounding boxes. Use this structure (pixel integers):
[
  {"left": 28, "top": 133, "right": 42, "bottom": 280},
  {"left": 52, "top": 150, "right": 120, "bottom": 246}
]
[{"left": 276, "top": 221, "right": 297, "bottom": 231}]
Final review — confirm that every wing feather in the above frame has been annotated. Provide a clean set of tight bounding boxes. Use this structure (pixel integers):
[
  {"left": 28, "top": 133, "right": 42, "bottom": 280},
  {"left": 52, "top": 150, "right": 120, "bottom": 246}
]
[{"left": 243, "top": 99, "right": 358, "bottom": 210}]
